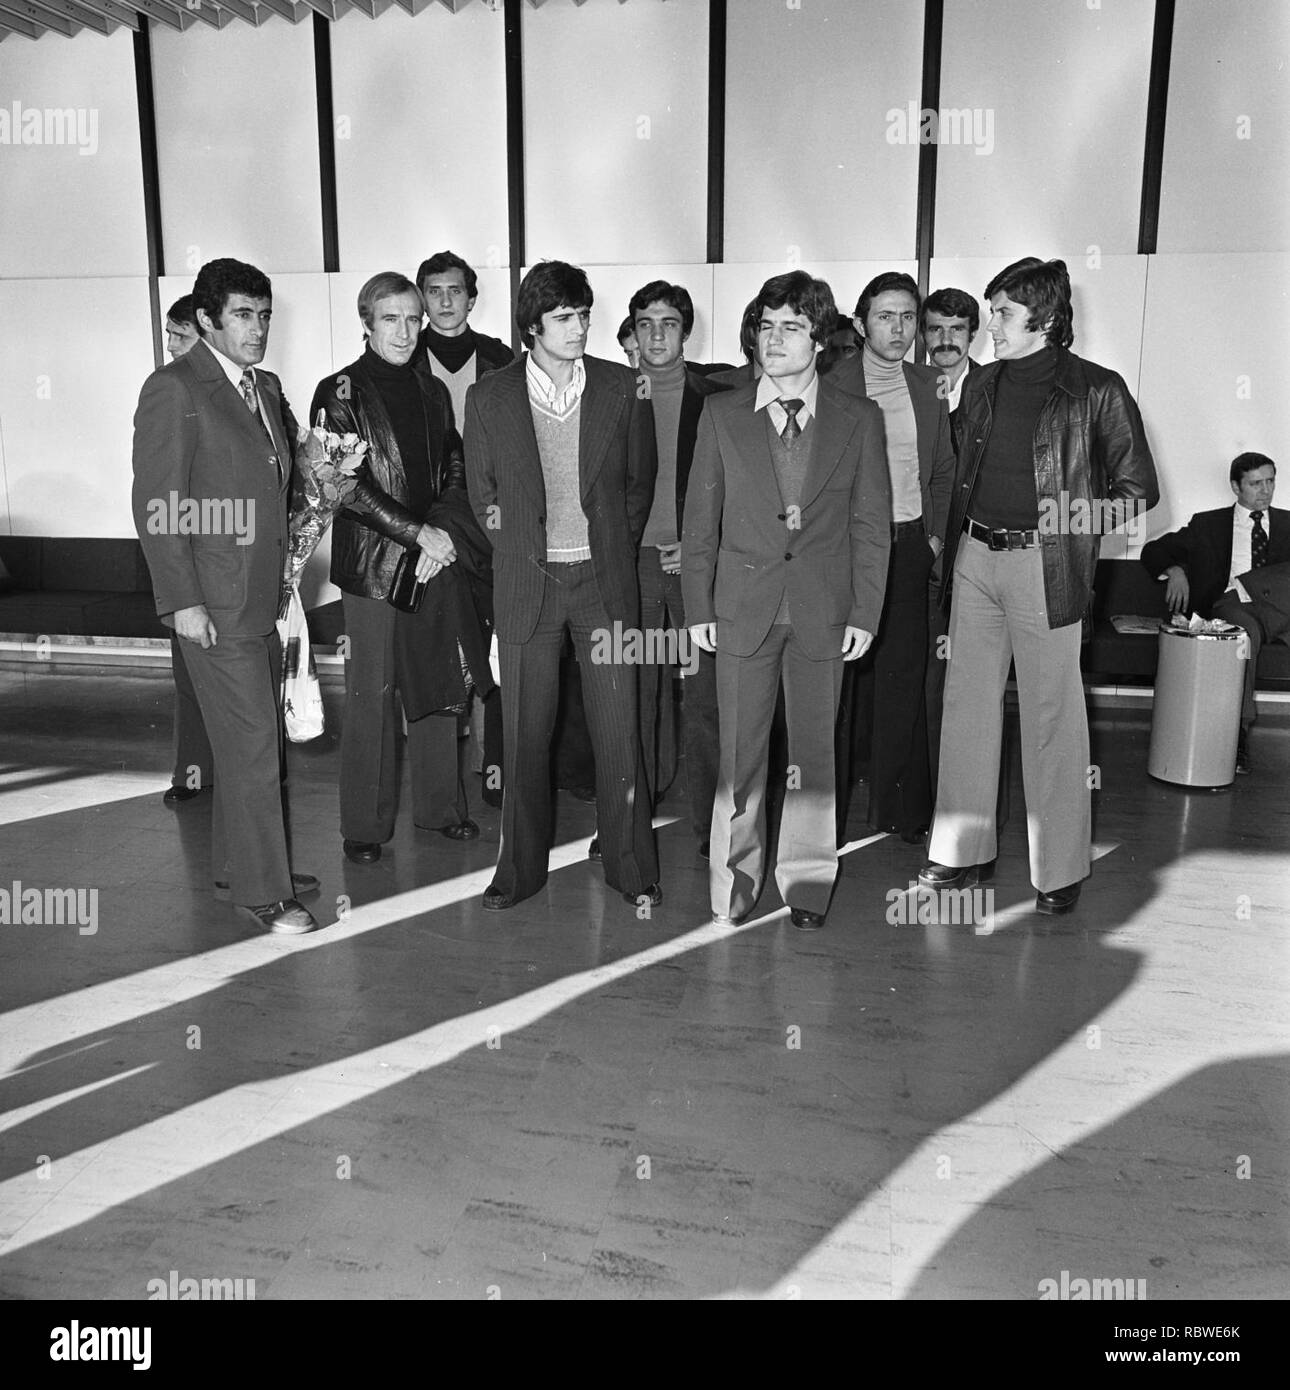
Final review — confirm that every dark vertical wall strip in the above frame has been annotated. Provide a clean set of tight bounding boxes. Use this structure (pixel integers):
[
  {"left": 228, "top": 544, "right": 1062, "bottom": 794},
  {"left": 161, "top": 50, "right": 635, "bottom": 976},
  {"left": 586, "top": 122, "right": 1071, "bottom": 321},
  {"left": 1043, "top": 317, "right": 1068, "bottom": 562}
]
[
  {"left": 1138, "top": 0, "right": 1175, "bottom": 255},
  {"left": 504, "top": 0, "right": 526, "bottom": 354},
  {"left": 706, "top": 0, "right": 727, "bottom": 265},
  {"left": 132, "top": 18, "right": 164, "bottom": 371},
  {"left": 314, "top": 14, "right": 341, "bottom": 274},
  {"left": 915, "top": 0, "right": 943, "bottom": 322}
]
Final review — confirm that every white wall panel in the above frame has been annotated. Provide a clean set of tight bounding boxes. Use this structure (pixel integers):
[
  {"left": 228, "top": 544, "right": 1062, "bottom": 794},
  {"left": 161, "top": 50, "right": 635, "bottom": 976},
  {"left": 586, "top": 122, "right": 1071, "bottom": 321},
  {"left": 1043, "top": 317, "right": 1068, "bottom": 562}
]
[
  {"left": 936, "top": 0, "right": 1154, "bottom": 260},
  {"left": 0, "top": 278, "right": 155, "bottom": 538},
  {"left": 725, "top": 0, "right": 923, "bottom": 265},
  {"left": 1157, "top": 0, "right": 1290, "bottom": 254},
  {"left": 523, "top": 0, "right": 708, "bottom": 266},
  {"left": 0, "top": 28, "right": 146, "bottom": 279},
  {"left": 153, "top": 22, "right": 323, "bottom": 275},
  {"left": 332, "top": 5, "right": 509, "bottom": 273}
]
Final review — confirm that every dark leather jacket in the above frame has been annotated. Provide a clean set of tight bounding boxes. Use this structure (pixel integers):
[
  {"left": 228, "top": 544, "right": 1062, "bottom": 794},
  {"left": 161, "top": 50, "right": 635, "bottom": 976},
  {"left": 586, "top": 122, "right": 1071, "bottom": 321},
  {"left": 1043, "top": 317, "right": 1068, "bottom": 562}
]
[
  {"left": 310, "top": 353, "right": 474, "bottom": 600},
  {"left": 940, "top": 348, "right": 1159, "bottom": 629}
]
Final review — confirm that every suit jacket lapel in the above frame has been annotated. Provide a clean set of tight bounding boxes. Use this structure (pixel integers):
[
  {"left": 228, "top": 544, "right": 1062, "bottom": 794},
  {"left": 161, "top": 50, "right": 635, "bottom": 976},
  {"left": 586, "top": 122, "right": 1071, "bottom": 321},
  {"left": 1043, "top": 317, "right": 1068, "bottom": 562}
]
[
  {"left": 725, "top": 393, "right": 782, "bottom": 513},
  {"left": 257, "top": 371, "right": 292, "bottom": 491},
  {"left": 495, "top": 359, "right": 547, "bottom": 513},
  {"left": 189, "top": 340, "right": 283, "bottom": 483},
  {"left": 798, "top": 382, "right": 857, "bottom": 512},
  {"left": 578, "top": 360, "right": 619, "bottom": 503}
]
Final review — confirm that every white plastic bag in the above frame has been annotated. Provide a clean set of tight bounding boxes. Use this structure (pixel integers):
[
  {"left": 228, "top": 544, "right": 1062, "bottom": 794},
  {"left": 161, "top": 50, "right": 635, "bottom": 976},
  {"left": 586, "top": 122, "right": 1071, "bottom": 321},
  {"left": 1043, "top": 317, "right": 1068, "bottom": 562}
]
[{"left": 277, "top": 583, "right": 324, "bottom": 742}]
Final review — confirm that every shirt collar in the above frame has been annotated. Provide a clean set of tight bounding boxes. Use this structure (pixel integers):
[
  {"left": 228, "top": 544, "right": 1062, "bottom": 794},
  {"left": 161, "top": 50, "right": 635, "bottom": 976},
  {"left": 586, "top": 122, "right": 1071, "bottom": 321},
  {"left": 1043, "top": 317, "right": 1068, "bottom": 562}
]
[
  {"left": 756, "top": 372, "right": 819, "bottom": 422},
  {"left": 204, "top": 339, "right": 256, "bottom": 390},
  {"left": 526, "top": 352, "right": 586, "bottom": 419}
]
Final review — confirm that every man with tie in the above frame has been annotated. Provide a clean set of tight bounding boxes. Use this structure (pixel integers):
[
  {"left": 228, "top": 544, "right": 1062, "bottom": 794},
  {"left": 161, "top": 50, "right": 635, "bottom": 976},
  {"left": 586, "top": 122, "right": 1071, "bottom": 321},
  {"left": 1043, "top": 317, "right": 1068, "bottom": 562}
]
[
  {"left": 683, "top": 271, "right": 891, "bottom": 930},
  {"left": 1141, "top": 453, "right": 1288, "bottom": 773},
  {"left": 132, "top": 258, "right": 318, "bottom": 934},
  {"left": 463, "top": 260, "right": 660, "bottom": 912}
]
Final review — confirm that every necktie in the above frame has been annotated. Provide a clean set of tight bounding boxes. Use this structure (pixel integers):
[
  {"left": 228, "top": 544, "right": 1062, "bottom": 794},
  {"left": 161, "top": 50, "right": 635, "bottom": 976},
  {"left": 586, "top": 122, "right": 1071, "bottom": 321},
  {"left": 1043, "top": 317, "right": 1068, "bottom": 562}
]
[
  {"left": 780, "top": 398, "right": 804, "bottom": 443},
  {"left": 239, "top": 368, "right": 259, "bottom": 417},
  {"left": 1250, "top": 510, "right": 1269, "bottom": 569}
]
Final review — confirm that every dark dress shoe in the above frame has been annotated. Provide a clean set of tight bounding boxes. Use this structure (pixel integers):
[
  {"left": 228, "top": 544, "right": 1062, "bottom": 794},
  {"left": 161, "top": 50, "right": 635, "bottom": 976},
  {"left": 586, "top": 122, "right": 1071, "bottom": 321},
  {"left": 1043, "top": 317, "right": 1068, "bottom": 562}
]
[
  {"left": 482, "top": 884, "right": 515, "bottom": 911},
  {"left": 899, "top": 826, "right": 929, "bottom": 845},
  {"left": 1236, "top": 729, "right": 1251, "bottom": 774},
  {"left": 236, "top": 899, "right": 317, "bottom": 935},
  {"left": 437, "top": 819, "right": 479, "bottom": 841},
  {"left": 163, "top": 784, "right": 204, "bottom": 805},
  {"left": 343, "top": 839, "right": 381, "bottom": 864},
  {"left": 587, "top": 837, "right": 601, "bottom": 861},
  {"left": 623, "top": 883, "right": 662, "bottom": 907},
  {"left": 215, "top": 871, "right": 318, "bottom": 900},
  {"left": 790, "top": 907, "right": 826, "bottom": 931},
  {"left": 1036, "top": 882, "right": 1081, "bottom": 914},
  {"left": 918, "top": 859, "right": 995, "bottom": 889}
]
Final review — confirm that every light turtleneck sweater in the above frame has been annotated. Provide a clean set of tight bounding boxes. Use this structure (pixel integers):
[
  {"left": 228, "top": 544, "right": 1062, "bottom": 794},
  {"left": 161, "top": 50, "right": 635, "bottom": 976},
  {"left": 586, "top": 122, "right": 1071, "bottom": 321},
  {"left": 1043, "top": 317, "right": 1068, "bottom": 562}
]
[
  {"left": 640, "top": 356, "right": 687, "bottom": 547},
  {"left": 863, "top": 346, "right": 921, "bottom": 523}
]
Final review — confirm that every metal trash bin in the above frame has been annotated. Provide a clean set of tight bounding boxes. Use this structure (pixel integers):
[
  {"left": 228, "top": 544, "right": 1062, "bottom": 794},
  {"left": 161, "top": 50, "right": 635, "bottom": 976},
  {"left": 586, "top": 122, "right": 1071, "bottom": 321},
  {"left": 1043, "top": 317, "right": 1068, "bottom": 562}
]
[{"left": 1148, "top": 624, "right": 1245, "bottom": 787}]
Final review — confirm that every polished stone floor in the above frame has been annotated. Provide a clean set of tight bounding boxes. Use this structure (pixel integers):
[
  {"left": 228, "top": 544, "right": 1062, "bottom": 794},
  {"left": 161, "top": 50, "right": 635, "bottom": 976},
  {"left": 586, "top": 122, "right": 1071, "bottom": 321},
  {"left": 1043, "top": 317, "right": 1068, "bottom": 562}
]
[{"left": 1, "top": 664, "right": 1287, "bottom": 1300}]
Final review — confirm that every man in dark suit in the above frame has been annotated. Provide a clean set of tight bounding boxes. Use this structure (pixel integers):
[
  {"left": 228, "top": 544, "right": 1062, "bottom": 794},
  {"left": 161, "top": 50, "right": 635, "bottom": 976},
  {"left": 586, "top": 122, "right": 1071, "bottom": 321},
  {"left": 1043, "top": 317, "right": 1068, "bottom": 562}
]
[
  {"left": 683, "top": 270, "right": 891, "bottom": 931},
  {"left": 628, "top": 280, "right": 730, "bottom": 852},
  {"left": 132, "top": 258, "right": 317, "bottom": 934},
  {"left": 826, "top": 272, "right": 955, "bottom": 843},
  {"left": 1141, "top": 452, "right": 1288, "bottom": 772},
  {"left": 463, "top": 261, "right": 660, "bottom": 912}
]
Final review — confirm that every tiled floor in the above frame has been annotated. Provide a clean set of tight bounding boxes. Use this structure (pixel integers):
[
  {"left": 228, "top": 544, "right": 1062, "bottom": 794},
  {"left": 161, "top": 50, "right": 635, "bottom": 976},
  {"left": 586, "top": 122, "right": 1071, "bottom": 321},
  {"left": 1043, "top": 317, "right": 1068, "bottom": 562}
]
[{"left": 1, "top": 665, "right": 1288, "bottom": 1299}]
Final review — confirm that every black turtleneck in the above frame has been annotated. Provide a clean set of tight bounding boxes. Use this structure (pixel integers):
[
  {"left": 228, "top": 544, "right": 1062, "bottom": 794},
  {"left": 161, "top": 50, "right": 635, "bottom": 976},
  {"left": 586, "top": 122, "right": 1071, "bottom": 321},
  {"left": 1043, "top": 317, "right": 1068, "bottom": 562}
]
[
  {"left": 969, "top": 346, "right": 1057, "bottom": 531},
  {"left": 422, "top": 324, "right": 477, "bottom": 375},
  {"left": 364, "top": 346, "right": 432, "bottom": 517}
]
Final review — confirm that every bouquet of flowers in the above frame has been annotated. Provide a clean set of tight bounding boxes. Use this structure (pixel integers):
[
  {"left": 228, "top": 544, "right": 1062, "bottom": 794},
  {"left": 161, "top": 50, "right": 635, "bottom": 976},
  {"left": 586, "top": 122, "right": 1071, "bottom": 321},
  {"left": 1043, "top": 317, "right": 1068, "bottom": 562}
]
[
  {"left": 277, "top": 413, "right": 367, "bottom": 742},
  {"left": 281, "top": 411, "right": 369, "bottom": 609}
]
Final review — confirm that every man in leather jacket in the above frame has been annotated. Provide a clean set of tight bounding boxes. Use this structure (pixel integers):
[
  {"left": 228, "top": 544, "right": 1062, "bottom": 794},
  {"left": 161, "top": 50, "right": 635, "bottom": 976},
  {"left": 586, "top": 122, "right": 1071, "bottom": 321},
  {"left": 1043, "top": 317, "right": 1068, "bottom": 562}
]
[
  {"left": 919, "top": 258, "right": 1158, "bottom": 915},
  {"left": 311, "top": 272, "right": 492, "bottom": 866}
]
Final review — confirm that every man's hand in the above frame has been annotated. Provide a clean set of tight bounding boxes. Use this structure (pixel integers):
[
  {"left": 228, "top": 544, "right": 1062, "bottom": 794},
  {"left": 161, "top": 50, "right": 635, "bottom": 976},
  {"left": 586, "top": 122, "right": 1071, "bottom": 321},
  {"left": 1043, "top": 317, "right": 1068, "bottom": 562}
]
[
  {"left": 842, "top": 626, "right": 874, "bottom": 661},
  {"left": 658, "top": 542, "right": 682, "bottom": 575},
  {"left": 174, "top": 604, "right": 218, "bottom": 649},
  {"left": 928, "top": 534, "right": 943, "bottom": 558},
  {"left": 1162, "top": 565, "right": 1190, "bottom": 614},
  {"left": 690, "top": 622, "right": 717, "bottom": 654},
  {"left": 416, "top": 524, "right": 456, "bottom": 581}
]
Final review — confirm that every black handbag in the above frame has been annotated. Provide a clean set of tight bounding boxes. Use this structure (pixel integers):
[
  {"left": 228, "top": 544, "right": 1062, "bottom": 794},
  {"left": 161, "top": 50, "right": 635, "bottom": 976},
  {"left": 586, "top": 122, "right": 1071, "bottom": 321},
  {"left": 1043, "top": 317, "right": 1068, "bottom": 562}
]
[{"left": 387, "top": 547, "right": 427, "bottom": 614}]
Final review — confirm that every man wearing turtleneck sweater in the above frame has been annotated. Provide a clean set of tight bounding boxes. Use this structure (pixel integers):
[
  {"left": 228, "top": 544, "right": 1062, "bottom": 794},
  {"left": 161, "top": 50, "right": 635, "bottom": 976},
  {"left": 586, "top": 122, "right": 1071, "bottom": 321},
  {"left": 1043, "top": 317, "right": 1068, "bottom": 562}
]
[
  {"left": 416, "top": 250, "right": 514, "bottom": 426},
  {"left": 629, "top": 281, "right": 730, "bottom": 854},
  {"left": 920, "top": 258, "right": 1158, "bottom": 915},
  {"left": 827, "top": 273, "right": 954, "bottom": 844}
]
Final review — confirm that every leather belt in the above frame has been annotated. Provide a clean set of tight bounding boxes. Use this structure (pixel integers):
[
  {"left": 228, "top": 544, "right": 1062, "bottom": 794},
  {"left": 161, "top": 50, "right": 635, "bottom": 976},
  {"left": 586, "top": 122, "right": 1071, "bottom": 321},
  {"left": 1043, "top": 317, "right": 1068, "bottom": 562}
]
[
  {"left": 963, "top": 517, "right": 1040, "bottom": 551},
  {"left": 891, "top": 517, "right": 925, "bottom": 540}
]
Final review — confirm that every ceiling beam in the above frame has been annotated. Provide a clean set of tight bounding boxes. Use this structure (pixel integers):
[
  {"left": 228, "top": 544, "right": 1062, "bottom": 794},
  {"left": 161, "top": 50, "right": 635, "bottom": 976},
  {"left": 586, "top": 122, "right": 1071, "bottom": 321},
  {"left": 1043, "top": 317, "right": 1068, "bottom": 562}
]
[
  {"left": 206, "top": 0, "right": 262, "bottom": 23},
  {"left": 127, "top": 0, "right": 194, "bottom": 31},
  {"left": 71, "top": 0, "right": 139, "bottom": 29},
  {"left": 0, "top": 0, "right": 74, "bottom": 33},
  {"left": 0, "top": 5, "right": 42, "bottom": 35},
  {"left": 255, "top": 0, "right": 308, "bottom": 20},
  {"left": 25, "top": 0, "right": 114, "bottom": 34}
]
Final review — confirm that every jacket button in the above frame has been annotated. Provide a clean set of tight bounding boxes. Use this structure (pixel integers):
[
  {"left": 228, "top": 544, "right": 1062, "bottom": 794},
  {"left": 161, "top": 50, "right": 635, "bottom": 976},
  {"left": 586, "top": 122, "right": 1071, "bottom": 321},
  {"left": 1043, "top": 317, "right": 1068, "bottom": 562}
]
[
  {"left": 784, "top": 552, "right": 793, "bottom": 561},
  {"left": 537, "top": 515, "right": 545, "bottom": 525},
  {"left": 777, "top": 513, "right": 787, "bottom": 521}
]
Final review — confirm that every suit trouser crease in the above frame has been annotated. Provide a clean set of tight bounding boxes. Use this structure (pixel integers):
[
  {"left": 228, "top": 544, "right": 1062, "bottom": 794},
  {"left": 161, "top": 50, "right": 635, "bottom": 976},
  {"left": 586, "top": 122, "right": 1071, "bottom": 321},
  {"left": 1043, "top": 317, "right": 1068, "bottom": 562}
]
[
  {"left": 713, "top": 625, "right": 842, "bottom": 919},
  {"left": 170, "top": 633, "right": 214, "bottom": 788},
  {"left": 497, "top": 563, "right": 657, "bottom": 900},
  {"left": 929, "top": 537, "right": 1090, "bottom": 893},
  {"left": 339, "top": 591, "right": 466, "bottom": 844},
  {"left": 181, "top": 630, "right": 292, "bottom": 906}
]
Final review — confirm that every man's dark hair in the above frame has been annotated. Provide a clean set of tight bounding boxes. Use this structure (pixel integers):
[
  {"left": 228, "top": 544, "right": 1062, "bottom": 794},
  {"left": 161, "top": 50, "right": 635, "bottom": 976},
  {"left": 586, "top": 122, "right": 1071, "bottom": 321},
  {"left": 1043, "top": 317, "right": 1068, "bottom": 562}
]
[
  {"left": 515, "top": 261, "right": 593, "bottom": 349},
  {"left": 193, "top": 259, "right": 272, "bottom": 332},
  {"left": 984, "top": 257, "right": 1074, "bottom": 349},
  {"left": 166, "top": 294, "right": 198, "bottom": 328},
  {"left": 921, "top": 286, "right": 980, "bottom": 338},
  {"left": 736, "top": 298, "right": 760, "bottom": 363},
  {"left": 854, "top": 271, "right": 921, "bottom": 328},
  {"left": 617, "top": 315, "right": 636, "bottom": 346},
  {"left": 415, "top": 250, "right": 478, "bottom": 300},
  {"left": 756, "top": 271, "right": 837, "bottom": 346},
  {"left": 628, "top": 280, "right": 695, "bottom": 338},
  {"left": 1230, "top": 452, "right": 1277, "bottom": 485}
]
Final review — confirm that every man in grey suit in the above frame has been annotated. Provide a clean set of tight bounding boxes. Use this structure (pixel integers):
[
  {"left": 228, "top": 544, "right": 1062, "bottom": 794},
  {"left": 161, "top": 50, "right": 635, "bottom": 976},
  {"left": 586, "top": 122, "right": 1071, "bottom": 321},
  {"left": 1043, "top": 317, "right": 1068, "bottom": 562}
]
[
  {"left": 132, "top": 258, "right": 317, "bottom": 934},
  {"left": 464, "top": 261, "right": 660, "bottom": 912},
  {"left": 683, "top": 271, "right": 891, "bottom": 930}
]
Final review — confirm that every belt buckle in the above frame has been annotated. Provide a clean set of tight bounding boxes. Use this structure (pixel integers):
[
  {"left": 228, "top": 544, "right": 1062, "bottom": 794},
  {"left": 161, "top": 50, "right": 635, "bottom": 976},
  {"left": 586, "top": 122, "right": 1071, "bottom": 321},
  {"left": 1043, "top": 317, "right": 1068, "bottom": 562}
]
[
  {"left": 988, "top": 527, "right": 1006, "bottom": 551},
  {"left": 1007, "top": 530, "right": 1022, "bottom": 551}
]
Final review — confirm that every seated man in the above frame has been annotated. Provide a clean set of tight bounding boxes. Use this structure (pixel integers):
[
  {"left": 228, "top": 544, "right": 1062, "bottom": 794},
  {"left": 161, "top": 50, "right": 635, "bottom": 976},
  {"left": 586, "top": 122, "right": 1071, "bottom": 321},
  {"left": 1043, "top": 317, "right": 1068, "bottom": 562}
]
[{"left": 1141, "top": 452, "right": 1289, "bottom": 772}]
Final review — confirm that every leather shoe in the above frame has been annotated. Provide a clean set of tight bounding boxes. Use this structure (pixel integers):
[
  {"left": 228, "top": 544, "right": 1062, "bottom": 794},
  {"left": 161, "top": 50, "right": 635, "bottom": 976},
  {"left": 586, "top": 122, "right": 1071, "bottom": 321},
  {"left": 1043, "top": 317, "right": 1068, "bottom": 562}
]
[
  {"left": 163, "top": 784, "right": 204, "bottom": 805},
  {"left": 623, "top": 882, "right": 662, "bottom": 907},
  {"left": 899, "top": 826, "right": 929, "bottom": 846},
  {"left": 1036, "top": 882, "right": 1081, "bottom": 914},
  {"left": 236, "top": 899, "right": 317, "bottom": 935},
  {"left": 918, "top": 859, "right": 995, "bottom": 889},
  {"left": 1236, "top": 728, "right": 1251, "bottom": 775},
  {"left": 343, "top": 839, "right": 381, "bottom": 864},
  {"left": 436, "top": 819, "right": 479, "bottom": 841},
  {"left": 790, "top": 907, "right": 826, "bottom": 931},
  {"left": 587, "top": 837, "right": 601, "bottom": 861},
  {"left": 215, "top": 871, "right": 318, "bottom": 900},
  {"left": 482, "top": 884, "right": 515, "bottom": 911}
]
